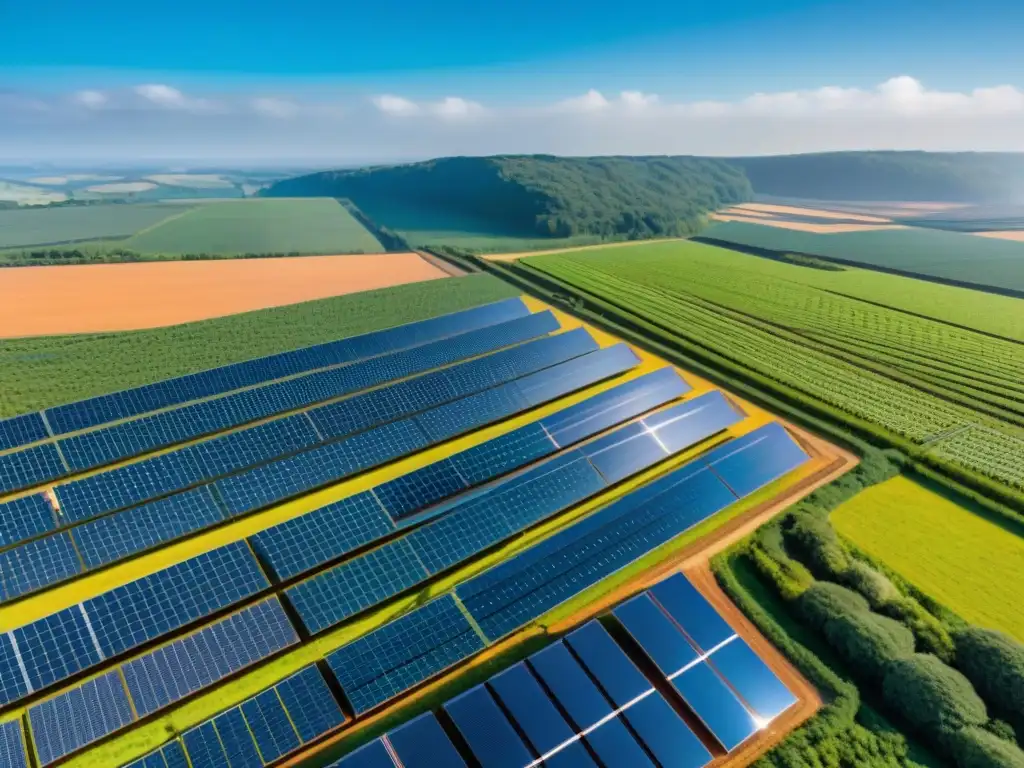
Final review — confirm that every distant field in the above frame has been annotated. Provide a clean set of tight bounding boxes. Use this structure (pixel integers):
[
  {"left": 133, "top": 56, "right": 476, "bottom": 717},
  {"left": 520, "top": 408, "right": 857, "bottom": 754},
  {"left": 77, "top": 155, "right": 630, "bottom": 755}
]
[
  {"left": 0, "top": 180, "right": 67, "bottom": 205},
  {"left": 0, "top": 203, "right": 193, "bottom": 248},
  {"left": 0, "top": 272, "right": 516, "bottom": 415},
  {"left": 832, "top": 477, "right": 1024, "bottom": 640},
  {"left": 145, "top": 173, "right": 234, "bottom": 188},
  {"left": 86, "top": 181, "right": 158, "bottom": 194},
  {"left": 124, "top": 198, "right": 384, "bottom": 254},
  {"left": 701, "top": 220, "right": 1024, "bottom": 294}
]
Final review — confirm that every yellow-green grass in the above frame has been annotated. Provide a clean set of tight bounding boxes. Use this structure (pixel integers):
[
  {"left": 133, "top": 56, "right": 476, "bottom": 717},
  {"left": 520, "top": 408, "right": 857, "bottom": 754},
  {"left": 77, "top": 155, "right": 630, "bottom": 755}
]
[
  {"left": 832, "top": 476, "right": 1024, "bottom": 640},
  {"left": 51, "top": 297, "right": 811, "bottom": 766}
]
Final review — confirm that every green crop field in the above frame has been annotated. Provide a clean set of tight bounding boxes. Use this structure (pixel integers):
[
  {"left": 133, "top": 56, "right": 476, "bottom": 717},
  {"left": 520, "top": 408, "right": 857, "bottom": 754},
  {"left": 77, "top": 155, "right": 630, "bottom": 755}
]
[
  {"left": 702, "top": 220, "right": 1024, "bottom": 294},
  {"left": 526, "top": 240, "right": 1024, "bottom": 491},
  {"left": 832, "top": 476, "right": 1024, "bottom": 640},
  {"left": 0, "top": 274, "right": 517, "bottom": 416},
  {"left": 0, "top": 203, "right": 194, "bottom": 248},
  {"left": 122, "top": 198, "right": 384, "bottom": 255}
]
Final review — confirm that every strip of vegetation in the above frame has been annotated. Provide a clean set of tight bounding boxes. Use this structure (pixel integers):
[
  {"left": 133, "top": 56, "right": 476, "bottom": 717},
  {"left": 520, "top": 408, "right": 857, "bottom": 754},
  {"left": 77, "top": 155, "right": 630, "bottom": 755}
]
[
  {"left": 0, "top": 247, "right": 378, "bottom": 267},
  {"left": 337, "top": 199, "right": 412, "bottom": 252}
]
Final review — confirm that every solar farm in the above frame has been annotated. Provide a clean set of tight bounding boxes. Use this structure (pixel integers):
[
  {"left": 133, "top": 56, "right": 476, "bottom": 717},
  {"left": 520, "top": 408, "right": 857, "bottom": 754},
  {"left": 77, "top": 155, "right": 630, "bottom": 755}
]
[{"left": 0, "top": 294, "right": 846, "bottom": 768}]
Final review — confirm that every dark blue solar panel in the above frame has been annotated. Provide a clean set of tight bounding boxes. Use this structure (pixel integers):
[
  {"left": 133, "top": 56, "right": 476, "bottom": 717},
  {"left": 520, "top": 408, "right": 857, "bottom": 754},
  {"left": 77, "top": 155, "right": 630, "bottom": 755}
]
[
  {"left": 0, "top": 532, "right": 82, "bottom": 601},
  {"left": 564, "top": 622, "right": 650, "bottom": 705},
  {"left": 374, "top": 460, "right": 467, "bottom": 522},
  {"left": 541, "top": 366, "right": 689, "bottom": 448},
  {"left": 215, "top": 419, "right": 429, "bottom": 516},
  {"left": 415, "top": 382, "right": 529, "bottom": 443},
  {"left": 0, "top": 493, "right": 55, "bottom": 548},
  {"left": 327, "top": 595, "right": 485, "bottom": 715},
  {"left": 0, "top": 412, "right": 48, "bottom": 452},
  {"left": 406, "top": 451, "right": 606, "bottom": 576},
  {"left": 447, "top": 423, "right": 555, "bottom": 487},
  {"left": 649, "top": 574, "right": 736, "bottom": 653},
  {"left": 241, "top": 689, "right": 301, "bottom": 763},
  {"left": 516, "top": 343, "right": 639, "bottom": 407},
  {"left": 44, "top": 298, "right": 529, "bottom": 435},
  {"left": 583, "top": 425, "right": 665, "bottom": 484},
  {"left": 0, "top": 443, "right": 66, "bottom": 495},
  {"left": 84, "top": 541, "right": 269, "bottom": 658},
  {"left": 0, "top": 719, "right": 27, "bottom": 768},
  {"left": 673, "top": 659, "right": 759, "bottom": 751},
  {"left": 182, "top": 722, "right": 231, "bottom": 768},
  {"left": 28, "top": 669, "right": 135, "bottom": 765},
  {"left": 333, "top": 739, "right": 395, "bottom": 768},
  {"left": 613, "top": 594, "right": 700, "bottom": 676},
  {"left": 72, "top": 487, "right": 225, "bottom": 570},
  {"left": 275, "top": 666, "right": 344, "bottom": 743},
  {"left": 489, "top": 662, "right": 598, "bottom": 767},
  {"left": 386, "top": 712, "right": 466, "bottom": 768},
  {"left": 646, "top": 391, "right": 744, "bottom": 453},
  {"left": 0, "top": 637, "right": 29, "bottom": 706},
  {"left": 212, "top": 708, "right": 263, "bottom": 768},
  {"left": 702, "top": 422, "right": 809, "bottom": 497},
  {"left": 710, "top": 638, "right": 797, "bottom": 722},
  {"left": 287, "top": 539, "right": 429, "bottom": 635},
  {"left": 14, "top": 606, "right": 102, "bottom": 690},
  {"left": 626, "top": 694, "right": 713, "bottom": 768},
  {"left": 528, "top": 644, "right": 655, "bottom": 768},
  {"left": 123, "top": 598, "right": 298, "bottom": 717},
  {"left": 444, "top": 684, "right": 534, "bottom": 768},
  {"left": 250, "top": 492, "right": 394, "bottom": 581}
]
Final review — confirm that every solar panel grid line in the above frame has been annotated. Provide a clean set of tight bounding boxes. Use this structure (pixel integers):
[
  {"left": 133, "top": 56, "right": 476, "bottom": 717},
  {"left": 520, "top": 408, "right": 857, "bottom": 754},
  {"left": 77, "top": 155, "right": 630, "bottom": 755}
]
[
  {"left": 212, "top": 708, "right": 263, "bottom": 768},
  {"left": 0, "top": 412, "right": 49, "bottom": 453},
  {"left": 0, "top": 494, "right": 58, "bottom": 550},
  {"left": 0, "top": 531, "right": 85, "bottom": 603},
  {"left": 0, "top": 719, "right": 28, "bottom": 768},
  {"left": 241, "top": 688, "right": 302, "bottom": 764},
  {"left": 0, "top": 443, "right": 67, "bottom": 497},
  {"left": 42, "top": 297, "right": 530, "bottom": 436},
  {"left": 273, "top": 666, "right": 345, "bottom": 744}
]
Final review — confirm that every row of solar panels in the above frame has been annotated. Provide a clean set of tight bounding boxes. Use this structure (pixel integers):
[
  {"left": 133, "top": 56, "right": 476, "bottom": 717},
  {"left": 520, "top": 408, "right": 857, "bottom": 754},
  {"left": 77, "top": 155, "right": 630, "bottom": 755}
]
[
  {"left": 13, "top": 369, "right": 694, "bottom": 765},
  {"left": 15, "top": 421, "right": 806, "bottom": 766},
  {"left": 337, "top": 574, "right": 796, "bottom": 768},
  {"left": 325, "top": 422, "right": 810, "bottom": 715},
  {"left": 0, "top": 305, "right": 552, "bottom": 496},
  {"left": 0, "top": 297, "right": 530, "bottom": 453},
  {"left": 0, "top": 332, "right": 639, "bottom": 603}
]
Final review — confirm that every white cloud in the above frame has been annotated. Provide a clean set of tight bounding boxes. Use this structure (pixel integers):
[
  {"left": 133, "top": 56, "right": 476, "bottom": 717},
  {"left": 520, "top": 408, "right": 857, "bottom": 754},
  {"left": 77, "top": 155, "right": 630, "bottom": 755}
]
[
  {"left": 133, "top": 84, "right": 220, "bottom": 112},
  {"left": 73, "top": 90, "right": 108, "bottom": 109},
  {"left": 431, "top": 96, "right": 485, "bottom": 119},
  {"left": 252, "top": 97, "right": 299, "bottom": 118},
  {"left": 620, "top": 91, "right": 659, "bottom": 109},
  {"left": 557, "top": 89, "right": 611, "bottom": 112},
  {"left": 372, "top": 94, "right": 485, "bottom": 120},
  {"left": 373, "top": 94, "right": 420, "bottom": 117}
]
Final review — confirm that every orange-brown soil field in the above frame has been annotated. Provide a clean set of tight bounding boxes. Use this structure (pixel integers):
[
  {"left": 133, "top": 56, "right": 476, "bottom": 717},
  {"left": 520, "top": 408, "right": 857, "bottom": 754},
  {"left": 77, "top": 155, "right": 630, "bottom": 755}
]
[
  {"left": 710, "top": 213, "right": 906, "bottom": 233},
  {"left": 0, "top": 252, "right": 449, "bottom": 337},
  {"left": 732, "top": 203, "right": 892, "bottom": 223}
]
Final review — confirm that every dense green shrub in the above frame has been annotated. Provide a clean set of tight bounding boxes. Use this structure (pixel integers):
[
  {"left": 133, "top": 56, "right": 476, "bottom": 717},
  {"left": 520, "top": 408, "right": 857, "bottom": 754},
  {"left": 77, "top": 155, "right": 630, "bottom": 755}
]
[
  {"left": 823, "top": 611, "right": 915, "bottom": 680},
  {"left": 985, "top": 721, "right": 1019, "bottom": 745},
  {"left": 842, "top": 560, "right": 900, "bottom": 608},
  {"left": 786, "top": 510, "right": 852, "bottom": 580},
  {"left": 948, "top": 727, "right": 1024, "bottom": 768},
  {"left": 954, "top": 628, "right": 1024, "bottom": 729},
  {"left": 883, "top": 654, "right": 989, "bottom": 738},
  {"left": 797, "top": 582, "right": 871, "bottom": 632}
]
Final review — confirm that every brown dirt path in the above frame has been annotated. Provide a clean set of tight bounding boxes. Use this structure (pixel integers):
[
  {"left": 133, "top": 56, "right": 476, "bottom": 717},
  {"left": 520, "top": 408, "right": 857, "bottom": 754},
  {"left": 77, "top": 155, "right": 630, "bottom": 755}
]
[{"left": 0, "top": 252, "right": 448, "bottom": 337}]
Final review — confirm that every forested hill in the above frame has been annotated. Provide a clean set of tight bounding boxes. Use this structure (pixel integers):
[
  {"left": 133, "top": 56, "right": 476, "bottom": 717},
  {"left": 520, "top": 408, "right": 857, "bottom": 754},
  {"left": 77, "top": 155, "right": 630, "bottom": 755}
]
[
  {"left": 729, "top": 152, "right": 1024, "bottom": 202},
  {"left": 262, "top": 156, "right": 752, "bottom": 240}
]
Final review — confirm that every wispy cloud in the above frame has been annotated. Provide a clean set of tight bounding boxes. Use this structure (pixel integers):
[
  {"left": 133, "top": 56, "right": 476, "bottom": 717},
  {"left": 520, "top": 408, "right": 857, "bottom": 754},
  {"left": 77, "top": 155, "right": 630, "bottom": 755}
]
[
  {"left": 372, "top": 93, "right": 485, "bottom": 119},
  {"left": 251, "top": 97, "right": 299, "bottom": 118},
  {"left": 133, "top": 84, "right": 219, "bottom": 112},
  {"left": 72, "top": 90, "right": 108, "bottom": 109}
]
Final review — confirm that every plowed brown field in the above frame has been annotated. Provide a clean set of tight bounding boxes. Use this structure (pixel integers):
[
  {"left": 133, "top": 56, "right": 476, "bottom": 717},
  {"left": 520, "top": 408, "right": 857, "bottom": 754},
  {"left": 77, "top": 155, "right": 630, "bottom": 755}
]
[{"left": 0, "top": 253, "right": 448, "bottom": 337}]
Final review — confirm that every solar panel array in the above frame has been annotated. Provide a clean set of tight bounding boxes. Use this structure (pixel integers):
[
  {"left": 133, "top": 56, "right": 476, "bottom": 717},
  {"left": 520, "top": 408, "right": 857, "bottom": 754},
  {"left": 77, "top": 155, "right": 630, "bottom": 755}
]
[
  {"left": 0, "top": 719, "right": 27, "bottom": 768},
  {"left": 337, "top": 576, "right": 795, "bottom": 768},
  {"left": 0, "top": 307, "right": 552, "bottom": 496},
  {"left": 122, "top": 665, "right": 344, "bottom": 768},
  {"left": 26, "top": 597, "right": 297, "bottom": 765}
]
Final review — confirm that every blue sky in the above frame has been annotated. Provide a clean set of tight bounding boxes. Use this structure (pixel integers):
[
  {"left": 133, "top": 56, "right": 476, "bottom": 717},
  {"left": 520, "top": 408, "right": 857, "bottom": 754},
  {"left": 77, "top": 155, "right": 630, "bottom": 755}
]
[{"left": 2, "top": 0, "right": 1023, "bottom": 163}]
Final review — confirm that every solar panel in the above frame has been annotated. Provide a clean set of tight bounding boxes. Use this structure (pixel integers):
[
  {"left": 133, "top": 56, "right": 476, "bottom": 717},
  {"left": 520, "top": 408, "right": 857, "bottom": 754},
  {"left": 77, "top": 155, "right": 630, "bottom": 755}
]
[
  {"left": 0, "top": 637, "right": 29, "bottom": 706},
  {"left": 212, "top": 708, "right": 263, "bottom": 768},
  {"left": 182, "top": 721, "right": 231, "bottom": 768},
  {"left": 0, "top": 532, "right": 82, "bottom": 601},
  {"left": 582, "top": 423, "right": 666, "bottom": 484},
  {"left": 72, "top": 487, "right": 226, "bottom": 571},
  {"left": 447, "top": 423, "right": 555, "bottom": 487},
  {"left": 0, "top": 412, "right": 49, "bottom": 453},
  {"left": 444, "top": 684, "right": 534, "bottom": 768},
  {"left": 516, "top": 343, "right": 640, "bottom": 407},
  {"left": 415, "top": 382, "right": 529, "bottom": 443},
  {"left": 648, "top": 574, "right": 737, "bottom": 653},
  {"left": 250, "top": 492, "right": 394, "bottom": 581},
  {"left": 386, "top": 712, "right": 466, "bottom": 768},
  {"left": 84, "top": 541, "right": 269, "bottom": 658},
  {"left": 327, "top": 595, "right": 485, "bottom": 715},
  {"left": 541, "top": 366, "right": 689, "bottom": 448},
  {"left": 241, "top": 689, "right": 301, "bottom": 763},
  {"left": 701, "top": 422, "right": 809, "bottom": 497},
  {"left": 124, "top": 740, "right": 190, "bottom": 768},
  {"left": 672, "top": 658, "right": 759, "bottom": 751},
  {"left": 708, "top": 638, "right": 797, "bottom": 722},
  {"left": 528, "top": 644, "right": 655, "bottom": 768},
  {"left": 123, "top": 597, "right": 298, "bottom": 717},
  {"left": 0, "top": 443, "right": 66, "bottom": 496},
  {"left": 488, "top": 662, "right": 598, "bottom": 767},
  {"left": 0, "top": 719, "right": 27, "bottom": 768},
  {"left": 28, "top": 669, "right": 135, "bottom": 765},
  {"left": 613, "top": 594, "right": 701, "bottom": 677},
  {"left": 275, "top": 666, "right": 345, "bottom": 743},
  {"left": 0, "top": 493, "right": 55, "bottom": 549},
  {"left": 14, "top": 607, "right": 103, "bottom": 691},
  {"left": 287, "top": 539, "right": 430, "bottom": 635},
  {"left": 625, "top": 694, "right": 714, "bottom": 768},
  {"left": 44, "top": 297, "right": 530, "bottom": 435},
  {"left": 373, "top": 460, "right": 467, "bottom": 522},
  {"left": 333, "top": 739, "right": 395, "bottom": 768}
]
